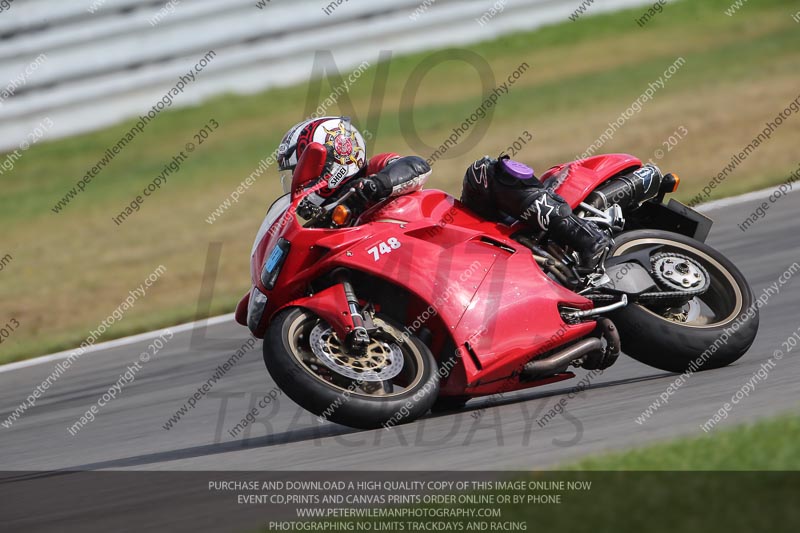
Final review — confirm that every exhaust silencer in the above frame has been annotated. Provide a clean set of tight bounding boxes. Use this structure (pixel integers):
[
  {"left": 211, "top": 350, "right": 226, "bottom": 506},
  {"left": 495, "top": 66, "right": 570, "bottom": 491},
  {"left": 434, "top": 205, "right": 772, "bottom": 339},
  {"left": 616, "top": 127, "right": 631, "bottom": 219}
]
[
  {"left": 586, "top": 164, "right": 664, "bottom": 211},
  {"left": 521, "top": 337, "right": 604, "bottom": 380}
]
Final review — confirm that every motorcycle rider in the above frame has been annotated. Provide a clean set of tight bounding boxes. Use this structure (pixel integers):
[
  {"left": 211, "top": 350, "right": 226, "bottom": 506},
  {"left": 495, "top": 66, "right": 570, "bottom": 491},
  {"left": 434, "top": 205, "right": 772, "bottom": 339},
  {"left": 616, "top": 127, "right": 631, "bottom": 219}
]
[
  {"left": 461, "top": 155, "right": 612, "bottom": 269},
  {"left": 277, "top": 117, "right": 432, "bottom": 208},
  {"left": 277, "top": 116, "right": 611, "bottom": 269}
]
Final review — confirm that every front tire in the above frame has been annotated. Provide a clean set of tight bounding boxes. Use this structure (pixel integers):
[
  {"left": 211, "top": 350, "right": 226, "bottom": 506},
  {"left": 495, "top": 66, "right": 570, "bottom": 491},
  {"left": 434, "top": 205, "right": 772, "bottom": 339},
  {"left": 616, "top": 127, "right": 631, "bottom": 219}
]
[
  {"left": 430, "top": 396, "right": 470, "bottom": 413},
  {"left": 609, "top": 230, "right": 759, "bottom": 373},
  {"left": 264, "top": 307, "right": 439, "bottom": 429}
]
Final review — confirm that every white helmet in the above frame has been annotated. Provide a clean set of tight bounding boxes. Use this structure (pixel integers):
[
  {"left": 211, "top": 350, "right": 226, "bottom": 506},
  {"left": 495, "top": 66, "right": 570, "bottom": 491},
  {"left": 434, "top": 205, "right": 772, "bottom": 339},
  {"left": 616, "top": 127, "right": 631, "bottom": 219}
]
[{"left": 277, "top": 117, "right": 367, "bottom": 192}]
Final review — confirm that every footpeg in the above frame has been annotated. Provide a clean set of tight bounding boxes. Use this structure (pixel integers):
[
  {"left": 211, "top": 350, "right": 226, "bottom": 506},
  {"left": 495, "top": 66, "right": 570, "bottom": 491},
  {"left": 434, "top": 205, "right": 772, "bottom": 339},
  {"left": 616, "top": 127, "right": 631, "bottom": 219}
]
[{"left": 563, "top": 295, "right": 628, "bottom": 321}]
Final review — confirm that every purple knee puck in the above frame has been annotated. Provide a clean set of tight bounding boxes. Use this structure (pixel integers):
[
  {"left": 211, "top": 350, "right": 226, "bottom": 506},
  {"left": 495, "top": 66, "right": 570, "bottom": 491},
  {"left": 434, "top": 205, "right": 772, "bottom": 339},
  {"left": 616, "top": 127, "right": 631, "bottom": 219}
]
[{"left": 500, "top": 158, "right": 535, "bottom": 180}]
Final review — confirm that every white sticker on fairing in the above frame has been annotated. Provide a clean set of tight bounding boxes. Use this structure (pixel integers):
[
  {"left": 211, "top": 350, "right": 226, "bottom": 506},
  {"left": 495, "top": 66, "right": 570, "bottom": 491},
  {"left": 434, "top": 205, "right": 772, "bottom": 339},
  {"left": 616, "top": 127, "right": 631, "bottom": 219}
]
[{"left": 366, "top": 238, "right": 402, "bottom": 261}]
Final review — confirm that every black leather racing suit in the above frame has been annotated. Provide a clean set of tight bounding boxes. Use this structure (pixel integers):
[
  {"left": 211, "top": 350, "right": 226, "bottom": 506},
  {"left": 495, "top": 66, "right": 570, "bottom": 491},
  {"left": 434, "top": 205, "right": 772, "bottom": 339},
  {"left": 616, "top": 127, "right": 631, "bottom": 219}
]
[
  {"left": 341, "top": 153, "right": 432, "bottom": 206},
  {"left": 308, "top": 149, "right": 432, "bottom": 214},
  {"left": 460, "top": 156, "right": 611, "bottom": 268}
]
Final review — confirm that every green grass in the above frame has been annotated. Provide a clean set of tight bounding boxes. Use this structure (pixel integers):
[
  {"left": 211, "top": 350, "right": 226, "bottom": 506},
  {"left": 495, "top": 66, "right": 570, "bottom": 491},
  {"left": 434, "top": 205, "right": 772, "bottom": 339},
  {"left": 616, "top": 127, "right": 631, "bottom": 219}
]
[
  {"left": 566, "top": 412, "right": 800, "bottom": 470},
  {"left": 1, "top": 0, "right": 799, "bottom": 363}
]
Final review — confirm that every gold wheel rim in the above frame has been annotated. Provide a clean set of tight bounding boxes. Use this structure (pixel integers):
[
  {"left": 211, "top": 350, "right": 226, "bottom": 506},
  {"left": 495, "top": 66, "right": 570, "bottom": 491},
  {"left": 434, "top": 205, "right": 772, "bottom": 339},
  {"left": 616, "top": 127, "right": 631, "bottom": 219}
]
[
  {"left": 612, "top": 238, "right": 744, "bottom": 328},
  {"left": 285, "top": 312, "right": 426, "bottom": 398}
]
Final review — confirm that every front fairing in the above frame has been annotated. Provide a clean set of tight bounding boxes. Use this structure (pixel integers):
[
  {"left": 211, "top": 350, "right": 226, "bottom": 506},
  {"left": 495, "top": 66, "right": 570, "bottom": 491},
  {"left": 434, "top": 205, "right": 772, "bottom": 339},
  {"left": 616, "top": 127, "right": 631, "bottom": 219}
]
[{"left": 251, "top": 193, "right": 292, "bottom": 259}]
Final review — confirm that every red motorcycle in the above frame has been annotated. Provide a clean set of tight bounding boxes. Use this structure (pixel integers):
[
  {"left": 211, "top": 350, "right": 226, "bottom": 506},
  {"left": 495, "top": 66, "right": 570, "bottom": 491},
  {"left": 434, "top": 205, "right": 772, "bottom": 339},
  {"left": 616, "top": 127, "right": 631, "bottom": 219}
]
[{"left": 236, "top": 142, "right": 759, "bottom": 429}]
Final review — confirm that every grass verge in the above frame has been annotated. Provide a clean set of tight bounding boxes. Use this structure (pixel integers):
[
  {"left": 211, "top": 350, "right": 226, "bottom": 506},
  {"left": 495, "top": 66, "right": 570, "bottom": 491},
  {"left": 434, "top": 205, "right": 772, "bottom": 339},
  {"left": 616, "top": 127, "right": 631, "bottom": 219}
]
[{"left": 565, "top": 412, "right": 800, "bottom": 470}]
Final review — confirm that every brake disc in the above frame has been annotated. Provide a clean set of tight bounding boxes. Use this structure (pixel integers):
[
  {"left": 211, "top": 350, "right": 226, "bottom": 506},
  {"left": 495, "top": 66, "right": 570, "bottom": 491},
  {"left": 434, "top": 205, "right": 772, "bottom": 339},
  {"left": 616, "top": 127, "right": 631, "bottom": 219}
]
[{"left": 309, "top": 324, "right": 404, "bottom": 382}]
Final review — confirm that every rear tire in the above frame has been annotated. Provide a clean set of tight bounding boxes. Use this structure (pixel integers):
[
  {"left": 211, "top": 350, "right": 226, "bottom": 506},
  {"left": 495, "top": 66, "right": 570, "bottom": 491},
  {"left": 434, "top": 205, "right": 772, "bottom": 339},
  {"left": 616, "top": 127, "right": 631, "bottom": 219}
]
[
  {"left": 264, "top": 307, "right": 439, "bottom": 429},
  {"left": 609, "top": 230, "right": 759, "bottom": 373}
]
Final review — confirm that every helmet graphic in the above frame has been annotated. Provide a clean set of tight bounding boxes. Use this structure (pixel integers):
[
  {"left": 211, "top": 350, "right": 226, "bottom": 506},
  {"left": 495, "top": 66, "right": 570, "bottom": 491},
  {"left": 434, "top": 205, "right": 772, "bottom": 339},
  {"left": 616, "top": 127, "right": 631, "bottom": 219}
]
[{"left": 277, "top": 117, "right": 367, "bottom": 192}]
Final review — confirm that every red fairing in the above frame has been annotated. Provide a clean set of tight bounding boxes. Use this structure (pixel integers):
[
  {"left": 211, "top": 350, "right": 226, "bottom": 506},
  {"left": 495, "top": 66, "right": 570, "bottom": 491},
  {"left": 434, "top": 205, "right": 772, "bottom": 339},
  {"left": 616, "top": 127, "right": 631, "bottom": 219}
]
[
  {"left": 366, "top": 152, "right": 401, "bottom": 176},
  {"left": 246, "top": 185, "right": 596, "bottom": 398},
  {"left": 291, "top": 284, "right": 355, "bottom": 342},
  {"left": 234, "top": 292, "right": 249, "bottom": 326},
  {"left": 241, "top": 149, "right": 652, "bottom": 398},
  {"left": 291, "top": 142, "right": 329, "bottom": 196},
  {"left": 541, "top": 153, "right": 642, "bottom": 208}
]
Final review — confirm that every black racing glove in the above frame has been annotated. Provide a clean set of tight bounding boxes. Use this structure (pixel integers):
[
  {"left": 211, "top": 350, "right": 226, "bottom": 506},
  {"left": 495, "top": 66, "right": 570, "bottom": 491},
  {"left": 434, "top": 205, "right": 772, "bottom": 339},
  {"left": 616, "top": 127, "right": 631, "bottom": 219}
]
[{"left": 348, "top": 177, "right": 382, "bottom": 206}]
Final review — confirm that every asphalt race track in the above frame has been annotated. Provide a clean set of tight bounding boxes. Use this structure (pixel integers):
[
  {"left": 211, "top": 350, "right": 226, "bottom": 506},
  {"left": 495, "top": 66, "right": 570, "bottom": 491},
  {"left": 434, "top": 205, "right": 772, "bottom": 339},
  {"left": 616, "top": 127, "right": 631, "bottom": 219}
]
[{"left": 1, "top": 189, "right": 798, "bottom": 472}]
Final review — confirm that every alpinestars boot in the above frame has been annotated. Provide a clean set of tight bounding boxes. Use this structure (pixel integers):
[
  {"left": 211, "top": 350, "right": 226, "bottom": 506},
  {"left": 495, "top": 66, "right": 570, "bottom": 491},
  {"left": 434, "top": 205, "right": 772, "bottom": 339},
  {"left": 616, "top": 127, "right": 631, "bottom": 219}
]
[{"left": 549, "top": 215, "right": 612, "bottom": 270}]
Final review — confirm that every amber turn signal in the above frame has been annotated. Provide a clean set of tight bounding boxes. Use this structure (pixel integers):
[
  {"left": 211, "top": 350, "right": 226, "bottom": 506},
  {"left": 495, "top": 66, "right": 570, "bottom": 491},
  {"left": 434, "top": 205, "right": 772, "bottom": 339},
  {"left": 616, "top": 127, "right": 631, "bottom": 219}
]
[
  {"left": 670, "top": 173, "right": 680, "bottom": 192},
  {"left": 332, "top": 204, "right": 351, "bottom": 226},
  {"left": 662, "top": 173, "right": 680, "bottom": 193}
]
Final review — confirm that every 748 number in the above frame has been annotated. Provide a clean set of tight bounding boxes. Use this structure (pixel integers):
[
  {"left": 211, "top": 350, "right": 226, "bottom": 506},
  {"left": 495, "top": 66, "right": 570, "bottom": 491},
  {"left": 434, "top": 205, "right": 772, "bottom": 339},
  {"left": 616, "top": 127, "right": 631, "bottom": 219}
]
[{"left": 367, "top": 238, "right": 401, "bottom": 261}]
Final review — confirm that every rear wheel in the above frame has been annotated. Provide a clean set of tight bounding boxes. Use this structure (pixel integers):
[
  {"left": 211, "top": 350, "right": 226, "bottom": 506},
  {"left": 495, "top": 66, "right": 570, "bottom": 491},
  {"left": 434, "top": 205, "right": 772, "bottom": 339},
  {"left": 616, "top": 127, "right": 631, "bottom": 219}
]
[
  {"left": 264, "top": 307, "right": 439, "bottom": 429},
  {"left": 609, "top": 230, "right": 758, "bottom": 373}
]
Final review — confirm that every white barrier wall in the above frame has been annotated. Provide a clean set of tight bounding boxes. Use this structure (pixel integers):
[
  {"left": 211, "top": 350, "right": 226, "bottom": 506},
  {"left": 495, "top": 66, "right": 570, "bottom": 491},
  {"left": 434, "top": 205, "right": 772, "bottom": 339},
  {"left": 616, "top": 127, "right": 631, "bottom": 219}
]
[{"left": 0, "top": 0, "right": 654, "bottom": 150}]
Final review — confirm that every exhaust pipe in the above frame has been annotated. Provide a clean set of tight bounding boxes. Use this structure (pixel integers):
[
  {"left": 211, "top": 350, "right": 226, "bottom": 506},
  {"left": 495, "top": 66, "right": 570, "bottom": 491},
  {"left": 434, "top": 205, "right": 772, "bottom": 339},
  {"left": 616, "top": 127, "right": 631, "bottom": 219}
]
[
  {"left": 521, "top": 337, "right": 603, "bottom": 380},
  {"left": 562, "top": 295, "right": 628, "bottom": 321},
  {"left": 585, "top": 164, "right": 664, "bottom": 211}
]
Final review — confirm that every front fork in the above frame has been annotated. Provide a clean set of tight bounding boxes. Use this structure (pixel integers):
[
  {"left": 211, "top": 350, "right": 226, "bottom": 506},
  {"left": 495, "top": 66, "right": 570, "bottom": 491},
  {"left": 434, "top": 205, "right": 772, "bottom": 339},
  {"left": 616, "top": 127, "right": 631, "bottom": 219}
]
[
  {"left": 287, "top": 269, "right": 374, "bottom": 352},
  {"left": 335, "top": 270, "right": 372, "bottom": 352}
]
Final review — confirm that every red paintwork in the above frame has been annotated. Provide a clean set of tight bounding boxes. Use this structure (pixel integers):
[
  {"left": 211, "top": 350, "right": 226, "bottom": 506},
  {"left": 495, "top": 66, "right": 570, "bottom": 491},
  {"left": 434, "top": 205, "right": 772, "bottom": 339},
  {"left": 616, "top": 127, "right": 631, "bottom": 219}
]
[
  {"left": 244, "top": 153, "right": 641, "bottom": 398},
  {"left": 235, "top": 293, "right": 249, "bottom": 326},
  {"left": 366, "top": 152, "right": 400, "bottom": 176},
  {"left": 291, "top": 284, "right": 355, "bottom": 342},
  {"left": 291, "top": 142, "right": 328, "bottom": 196},
  {"left": 541, "top": 154, "right": 642, "bottom": 208}
]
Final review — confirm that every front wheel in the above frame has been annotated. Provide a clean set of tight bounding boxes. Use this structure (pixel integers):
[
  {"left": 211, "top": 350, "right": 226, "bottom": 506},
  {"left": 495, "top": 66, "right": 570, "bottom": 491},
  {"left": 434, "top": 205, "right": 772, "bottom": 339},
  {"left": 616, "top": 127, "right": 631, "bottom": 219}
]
[
  {"left": 264, "top": 307, "right": 439, "bottom": 429},
  {"left": 609, "top": 230, "right": 759, "bottom": 373}
]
